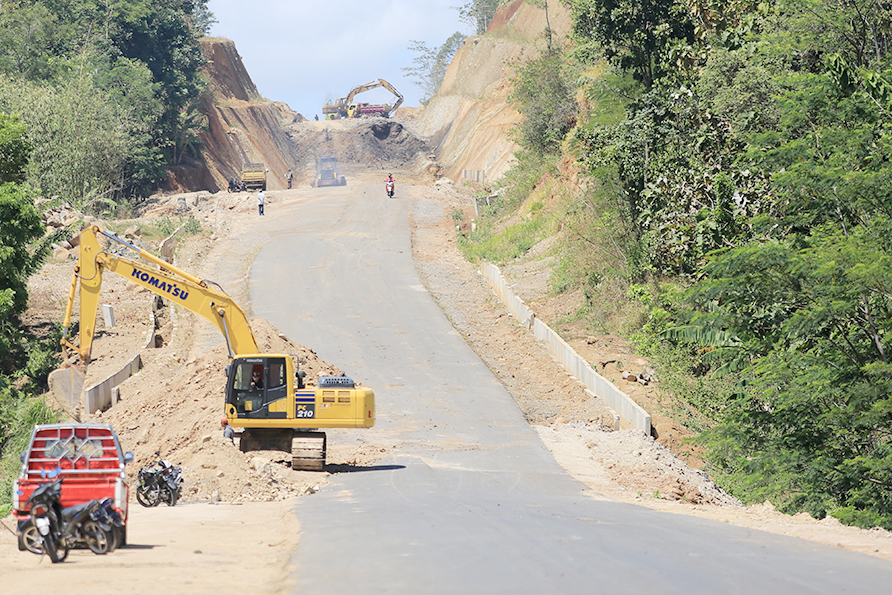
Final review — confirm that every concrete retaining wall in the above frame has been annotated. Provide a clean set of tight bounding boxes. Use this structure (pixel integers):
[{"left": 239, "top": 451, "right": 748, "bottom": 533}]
[
  {"left": 81, "top": 298, "right": 158, "bottom": 415},
  {"left": 480, "top": 263, "right": 651, "bottom": 434},
  {"left": 83, "top": 353, "right": 142, "bottom": 414}
]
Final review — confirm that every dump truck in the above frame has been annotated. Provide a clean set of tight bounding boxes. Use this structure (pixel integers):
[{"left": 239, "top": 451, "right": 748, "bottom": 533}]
[
  {"left": 323, "top": 79, "right": 403, "bottom": 120},
  {"left": 347, "top": 102, "right": 390, "bottom": 118},
  {"left": 60, "top": 226, "right": 375, "bottom": 470},
  {"left": 313, "top": 157, "right": 346, "bottom": 187},
  {"left": 240, "top": 162, "right": 267, "bottom": 191}
]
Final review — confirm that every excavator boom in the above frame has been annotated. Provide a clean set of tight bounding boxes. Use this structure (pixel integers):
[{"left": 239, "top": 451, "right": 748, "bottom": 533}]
[
  {"left": 322, "top": 78, "right": 403, "bottom": 119},
  {"left": 61, "top": 226, "right": 258, "bottom": 362}
]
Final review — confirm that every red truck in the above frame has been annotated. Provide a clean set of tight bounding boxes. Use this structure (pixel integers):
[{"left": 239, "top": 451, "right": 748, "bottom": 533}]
[{"left": 12, "top": 423, "right": 134, "bottom": 549}]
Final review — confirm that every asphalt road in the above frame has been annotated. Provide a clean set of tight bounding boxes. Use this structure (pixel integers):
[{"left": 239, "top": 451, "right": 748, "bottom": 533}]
[{"left": 249, "top": 184, "right": 892, "bottom": 594}]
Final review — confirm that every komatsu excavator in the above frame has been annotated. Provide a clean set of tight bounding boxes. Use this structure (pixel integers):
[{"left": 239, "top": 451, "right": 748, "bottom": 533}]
[{"left": 61, "top": 226, "right": 375, "bottom": 470}]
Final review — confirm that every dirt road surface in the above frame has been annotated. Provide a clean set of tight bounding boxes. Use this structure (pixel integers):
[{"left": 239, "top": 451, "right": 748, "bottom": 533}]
[
  {"left": 3, "top": 172, "right": 891, "bottom": 592},
  {"left": 1, "top": 499, "right": 298, "bottom": 595}
]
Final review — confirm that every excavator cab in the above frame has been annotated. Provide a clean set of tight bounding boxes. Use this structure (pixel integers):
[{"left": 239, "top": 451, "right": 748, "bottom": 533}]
[{"left": 225, "top": 356, "right": 291, "bottom": 419}]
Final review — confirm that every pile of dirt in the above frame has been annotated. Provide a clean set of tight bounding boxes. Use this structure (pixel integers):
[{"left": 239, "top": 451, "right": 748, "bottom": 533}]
[
  {"left": 283, "top": 119, "right": 435, "bottom": 185},
  {"left": 536, "top": 421, "right": 738, "bottom": 506},
  {"left": 87, "top": 318, "right": 347, "bottom": 503}
]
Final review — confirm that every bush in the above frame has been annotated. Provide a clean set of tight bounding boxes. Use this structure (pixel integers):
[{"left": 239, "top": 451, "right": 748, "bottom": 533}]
[{"left": 0, "top": 391, "right": 62, "bottom": 516}]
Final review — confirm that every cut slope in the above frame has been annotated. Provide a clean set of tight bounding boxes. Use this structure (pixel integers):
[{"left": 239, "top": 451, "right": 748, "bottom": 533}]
[{"left": 408, "top": 0, "right": 572, "bottom": 183}]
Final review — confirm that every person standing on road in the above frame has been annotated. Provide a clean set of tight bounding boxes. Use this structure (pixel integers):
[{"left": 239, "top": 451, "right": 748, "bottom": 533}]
[
  {"left": 285, "top": 169, "right": 293, "bottom": 189},
  {"left": 257, "top": 190, "right": 265, "bottom": 216}
]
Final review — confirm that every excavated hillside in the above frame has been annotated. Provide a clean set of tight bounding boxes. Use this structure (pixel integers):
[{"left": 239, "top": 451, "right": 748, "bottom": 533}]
[
  {"left": 168, "top": 2, "right": 563, "bottom": 196},
  {"left": 164, "top": 39, "right": 437, "bottom": 194},
  {"left": 404, "top": 0, "right": 572, "bottom": 183}
]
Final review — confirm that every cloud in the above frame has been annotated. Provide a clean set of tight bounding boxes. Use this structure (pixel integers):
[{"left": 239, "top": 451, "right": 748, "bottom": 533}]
[{"left": 207, "top": 0, "right": 471, "bottom": 117}]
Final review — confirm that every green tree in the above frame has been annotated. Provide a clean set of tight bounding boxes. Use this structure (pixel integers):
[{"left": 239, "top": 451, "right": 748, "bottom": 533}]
[
  {"left": 403, "top": 32, "right": 467, "bottom": 101},
  {"left": 565, "top": 0, "right": 697, "bottom": 88},
  {"left": 1, "top": 71, "right": 141, "bottom": 206},
  {"left": 0, "top": 183, "right": 43, "bottom": 351},
  {"left": 0, "top": 0, "right": 212, "bottom": 198},
  {"left": 510, "top": 48, "right": 578, "bottom": 153},
  {"left": 0, "top": 113, "right": 31, "bottom": 184},
  {"left": 0, "top": 3, "right": 64, "bottom": 81},
  {"left": 108, "top": 0, "right": 208, "bottom": 163}
]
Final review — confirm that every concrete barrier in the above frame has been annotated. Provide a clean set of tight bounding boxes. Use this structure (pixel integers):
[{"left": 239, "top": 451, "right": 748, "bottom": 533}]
[
  {"left": 81, "top": 296, "right": 158, "bottom": 415},
  {"left": 481, "top": 263, "right": 651, "bottom": 434},
  {"left": 48, "top": 366, "right": 85, "bottom": 419},
  {"left": 83, "top": 353, "right": 142, "bottom": 414}
]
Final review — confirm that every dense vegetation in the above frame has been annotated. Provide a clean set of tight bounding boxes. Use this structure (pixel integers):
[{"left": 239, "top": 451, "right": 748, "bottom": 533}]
[
  {"left": 0, "top": 0, "right": 215, "bottom": 513},
  {"left": 464, "top": 0, "right": 892, "bottom": 529},
  {"left": 0, "top": 0, "right": 214, "bottom": 204}
]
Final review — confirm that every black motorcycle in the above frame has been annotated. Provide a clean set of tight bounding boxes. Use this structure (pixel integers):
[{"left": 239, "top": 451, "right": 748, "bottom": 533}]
[
  {"left": 136, "top": 453, "right": 182, "bottom": 507},
  {"left": 228, "top": 178, "right": 249, "bottom": 193},
  {"left": 19, "top": 475, "right": 114, "bottom": 562},
  {"left": 92, "top": 497, "right": 126, "bottom": 551}
]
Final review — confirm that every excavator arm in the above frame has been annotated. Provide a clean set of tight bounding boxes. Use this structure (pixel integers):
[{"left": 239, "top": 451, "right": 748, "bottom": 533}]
[
  {"left": 343, "top": 80, "right": 382, "bottom": 106},
  {"left": 61, "top": 225, "right": 259, "bottom": 363},
  {"left": 324, "top": 78, "right": 404, "bottom": 119},
  {"left": 377, "top": 79, "right": 404, "bottom": 114}
]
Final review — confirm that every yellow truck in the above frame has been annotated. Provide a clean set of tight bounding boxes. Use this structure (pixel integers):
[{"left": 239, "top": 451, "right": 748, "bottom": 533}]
[
  {"left": 61, "top": 226, "right": 375, "bottom": 470},
  {"left": 240, "top": 162, "right": 267, "bottom": 191}
]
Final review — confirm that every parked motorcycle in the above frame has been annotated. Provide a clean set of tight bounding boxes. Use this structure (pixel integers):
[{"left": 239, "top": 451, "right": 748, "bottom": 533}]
[
  {"left": 19, "top": 474, "right": 114, "bottom": 562},
  {"left": 386, "top": 180, "right": 395, "bottom": 197},
  {"left": 92, "top": 497, "right": 126, "bottom": 551},
  {"left": 227, "top": 178, "right": 248, "bottom": 193},
  {"left": 136, "top": 453, "right": 182, "bottom": 508}
]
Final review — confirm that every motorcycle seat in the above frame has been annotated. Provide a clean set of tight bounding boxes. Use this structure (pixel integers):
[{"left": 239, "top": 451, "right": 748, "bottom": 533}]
[{"left": 61, "top": 501, "right": 96, "bottom": 521}]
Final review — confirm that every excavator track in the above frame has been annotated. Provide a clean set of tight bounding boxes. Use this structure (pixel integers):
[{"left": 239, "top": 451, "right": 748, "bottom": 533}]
[{"left": 292, "top": 431, "right": 327, "bottom": 472}]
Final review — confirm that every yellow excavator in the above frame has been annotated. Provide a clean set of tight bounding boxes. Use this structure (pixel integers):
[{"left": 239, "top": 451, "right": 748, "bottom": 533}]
[
  {"left": 61, "top": 225, "right": 375, "bottom": 470},
  {"left": 322, "top": 78, "right": 404, "bottom": 120}
]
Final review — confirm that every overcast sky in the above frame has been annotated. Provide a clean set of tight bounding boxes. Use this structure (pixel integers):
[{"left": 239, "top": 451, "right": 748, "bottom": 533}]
[{"left": 207, "top": 0, "right": 473, "bottom": 118}]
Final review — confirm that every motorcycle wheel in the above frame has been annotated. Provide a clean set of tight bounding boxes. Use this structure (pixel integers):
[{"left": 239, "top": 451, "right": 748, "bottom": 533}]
[
  {"left": 19, "top": 521, "right": 43, "bottom": 555},
  {"left": 103, "top": 524, "right": 119, "bottom": 553},
  {"left": 44, "top": 533, "right": 68, "bottom": 563},
  {"left": 161, "top": 486, "right": 179, "bottom": 507},
  {"left": 136, "top": 484, "right": 161, "bottom": 507},
  {"left": 82, "top": 521, "right": 111, "bottom": 555}
]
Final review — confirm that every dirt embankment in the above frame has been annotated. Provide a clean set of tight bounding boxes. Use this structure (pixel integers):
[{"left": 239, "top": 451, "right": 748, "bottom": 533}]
[
  {"left": 165, "top": 38, "right": 305, "bottom": 194},
  {"left": 404, "top": 0, "right": 572, "bottom": 183}
]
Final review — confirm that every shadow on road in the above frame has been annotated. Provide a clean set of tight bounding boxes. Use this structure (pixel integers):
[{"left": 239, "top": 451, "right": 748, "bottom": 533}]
[{"left": 326, "top": 464, "right": 405, "bottom": 474}]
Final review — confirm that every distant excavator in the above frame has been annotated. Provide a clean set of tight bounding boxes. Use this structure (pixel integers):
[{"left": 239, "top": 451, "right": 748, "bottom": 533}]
[{"left": 322, "top": 79, "right": 403, "bottom": 120}]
